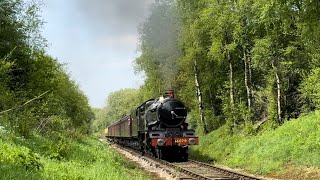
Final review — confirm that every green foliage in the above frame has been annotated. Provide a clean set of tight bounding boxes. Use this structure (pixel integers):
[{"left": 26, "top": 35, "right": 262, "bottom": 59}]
[
  {"left": 0, "top": 139, "right": 42, "bottom": 172},
  {"left": 191, "top": 111, "right": 320, "bottom": 174},
  {"left": 0, "top": 128, "right": 149, "bottom": 179},
  {"left": 190, "top": 125, "right": 244, "bottom": 162},
  {"left": 143, "top": 0, "right": 318, "bottom": 132},
  {"left": 300, "top": 68, "right": 320, "bottom": 110},
  {"left": 204, "top": 109, "right": 225, "bottom": 132},
  {"left": 2, "top": 0, "right": 320, "bottom": 176},
  {"left": 0, "top": 0, "right": 94, "bottom": 136},
  {"left": 41, "top": 139, "right": 148, "bottom": 180},
  {"left": 92, "top": 88, "right": 143, "bottom": 132},
  {"left": 135, "top": 0, "right": 181, "bottom": 97}
]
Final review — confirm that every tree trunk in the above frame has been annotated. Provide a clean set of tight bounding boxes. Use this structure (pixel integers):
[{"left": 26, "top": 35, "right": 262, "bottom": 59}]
[
  {"left": 193, "top": 59, "right": 208, "bottom": 134},
  {"left": 224, "top": 33, "right": 234, "bottom": 108},
  {"left": 227, "top": 49, "right": 234, "bottom": 107},
  {"left": 271, "top": 59, "right": 281, "bottom": 123},
  {"left": 243, "top": 49, "right": 251, "bottom": 110},
  {"left": 275, "top": 70, "right": 281, "bottom": 123},
  {"left": 209, "top": 88, "right": 216, "bottom": 115},
  {"left": 248, "top": 54, "right": 253, "bottom": 104}
]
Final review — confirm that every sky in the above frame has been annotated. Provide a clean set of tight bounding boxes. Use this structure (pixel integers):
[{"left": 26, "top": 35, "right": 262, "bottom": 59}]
[{"left": 40, "top": 0, "right": 152, "bottom": 108}]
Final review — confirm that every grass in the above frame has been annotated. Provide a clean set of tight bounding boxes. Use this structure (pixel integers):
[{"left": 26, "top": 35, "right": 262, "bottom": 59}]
[
  {"left": 190, "top": 110, "right": 320, "bottom": 175},
  {"left": 0, "top": 129, "right": 149, "bottom": 180}
]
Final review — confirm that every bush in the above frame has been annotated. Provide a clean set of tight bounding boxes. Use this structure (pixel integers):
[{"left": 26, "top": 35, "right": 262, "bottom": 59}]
[
  {"left": 191, "top": 111, "right": 320, "bottom": 174},
  {"left": 300, "top": 68, "right": 320, "bottom": 111},
  {"left": 0, "top": 130, "right": 149, "bottom": 179},
  {"left": 0, "top": 139, "right": 42, "bottom": 172}
]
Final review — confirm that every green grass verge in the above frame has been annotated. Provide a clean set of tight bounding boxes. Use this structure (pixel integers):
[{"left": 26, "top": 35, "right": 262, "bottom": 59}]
[
  {"left": 190, "top": 111, "right": 320, "bottom": 174},
  {"left": 0, "top": 130, "right": 149, "bottom": 180}
]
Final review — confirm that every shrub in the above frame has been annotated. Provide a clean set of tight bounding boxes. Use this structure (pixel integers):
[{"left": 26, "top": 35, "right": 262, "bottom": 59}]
[{"left": 191, "top": 111, "right": 320, "bottom": 174}]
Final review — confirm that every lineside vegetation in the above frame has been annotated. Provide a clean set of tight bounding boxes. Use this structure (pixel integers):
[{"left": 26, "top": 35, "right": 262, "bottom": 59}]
[
  {"left": 94, "top": 0, "right": 320, "bottom": 177},
  {"left": 0, "top": 129, "right": 148, "bottom": 179},
  {"left": 190, "top": 111, "right": 320, "bottom": 179},
  {"left": 0, "top": 1, "right": 149, "bottom": 179}
]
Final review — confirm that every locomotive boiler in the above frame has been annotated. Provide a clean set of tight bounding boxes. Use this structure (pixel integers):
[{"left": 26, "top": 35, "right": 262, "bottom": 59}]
[{"left": 106, "top": 90, "right": 198, "bottom": 161}]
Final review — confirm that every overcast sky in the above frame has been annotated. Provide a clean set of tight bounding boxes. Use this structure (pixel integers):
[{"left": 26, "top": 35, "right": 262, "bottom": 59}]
[{"left": 40, "top": 0, "right": 152, "bottom": 108}]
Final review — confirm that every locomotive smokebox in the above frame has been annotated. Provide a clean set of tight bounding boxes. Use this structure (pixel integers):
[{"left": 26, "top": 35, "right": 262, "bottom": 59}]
[{"left": 145, "top": 98, "right": 187, "bottom": 128}]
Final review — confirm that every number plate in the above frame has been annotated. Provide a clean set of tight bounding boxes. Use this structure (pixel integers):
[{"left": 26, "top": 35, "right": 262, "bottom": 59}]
[{"left": 174, "top": 138, "right": 188, "bottom": 144}]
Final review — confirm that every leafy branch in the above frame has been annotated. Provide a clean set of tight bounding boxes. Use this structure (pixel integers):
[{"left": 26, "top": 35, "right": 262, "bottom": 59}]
[{"left": 0, "top": 90, "right": 50, "bottom": 115}]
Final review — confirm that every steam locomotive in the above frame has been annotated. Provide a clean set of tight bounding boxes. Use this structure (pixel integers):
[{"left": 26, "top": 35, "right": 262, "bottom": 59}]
[{"left": 106, "top": 90, "right": 198, "bottom": 161}]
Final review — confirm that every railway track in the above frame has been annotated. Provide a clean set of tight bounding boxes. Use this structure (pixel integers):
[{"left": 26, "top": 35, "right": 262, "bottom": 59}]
[
  {"left": 157, "top": 158, "right": 263, "bottom": 180},
  {"left": 105, "top": 139, "right": 264, "bottom": 180},
  {"left": 168, "top": 161, "right": 257, "bottom": 180}
]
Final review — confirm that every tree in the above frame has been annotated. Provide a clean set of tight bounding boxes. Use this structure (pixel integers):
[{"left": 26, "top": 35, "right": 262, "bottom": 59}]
[
  {"left": 135, "top": 0, "right": 181, "bottom": 97},
  {"left": 0, "top": 0, "right": 94, "bottom": 136},
  {"left": 137, "top": 0, "right": 320, "bottom": 134},
  {"left": 252, "top": 0, "right": 308, "bottom": 124},
  {"left": 92, "top": 89, "right": 143, "bottom": 132}
]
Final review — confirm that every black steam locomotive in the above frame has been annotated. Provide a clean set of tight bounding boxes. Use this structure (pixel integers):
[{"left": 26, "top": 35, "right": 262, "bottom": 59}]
[{"left": 106, "top": 90, "right": 198, "bottom": 161}]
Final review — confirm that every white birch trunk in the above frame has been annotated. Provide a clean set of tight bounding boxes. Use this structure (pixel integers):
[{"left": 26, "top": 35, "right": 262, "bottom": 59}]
[
  {"left": 244, "top": 49, "right": 251, "bottom": 110},
  {"left": 194, "top": 59, "right": 208, "bottom": 134},
  {"left": 227, "top": 50, "right": 234, "bottom": 107},
  {"left": 272, "top": 59, "right": 281, "bottom": 123}
]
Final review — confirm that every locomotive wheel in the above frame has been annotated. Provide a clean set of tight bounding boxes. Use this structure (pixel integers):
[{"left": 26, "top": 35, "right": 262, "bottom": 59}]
[
  {"left": 141, "top": 147, "right": 145, "bottom": 155},
  {"left": 139, "top": 141, "right": 145, "bottom": 155},
  {"left": 179, "top": 147, "right": 188, "bottom": 162},
  {"left": 155, "top": 147, "right": 163, "bottom": 159}
]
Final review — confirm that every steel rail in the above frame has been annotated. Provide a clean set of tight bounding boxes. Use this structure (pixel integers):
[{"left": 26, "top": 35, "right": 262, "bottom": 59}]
[
  {"left": 188, "top": 160, "right": 263, "bottom": 180},
  {"left": 107, "top": 140, "right": 264, "bottom": 180}
]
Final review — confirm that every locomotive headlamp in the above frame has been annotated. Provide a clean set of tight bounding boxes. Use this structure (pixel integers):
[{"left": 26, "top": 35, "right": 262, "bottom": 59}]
[
  {"left": 164, "top": 90, "right": 174, "bottom": 98},
  {"left": 157, "top": 138, "right": 165, "bottom": 146},
  {"left": 188, "top": 138, "right": 196, "bottom": 145}
]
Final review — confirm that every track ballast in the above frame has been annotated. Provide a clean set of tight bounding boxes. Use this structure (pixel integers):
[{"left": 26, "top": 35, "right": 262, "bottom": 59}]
[{"left": 106, "top": 139, "right": 264, "bottom": 180}]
